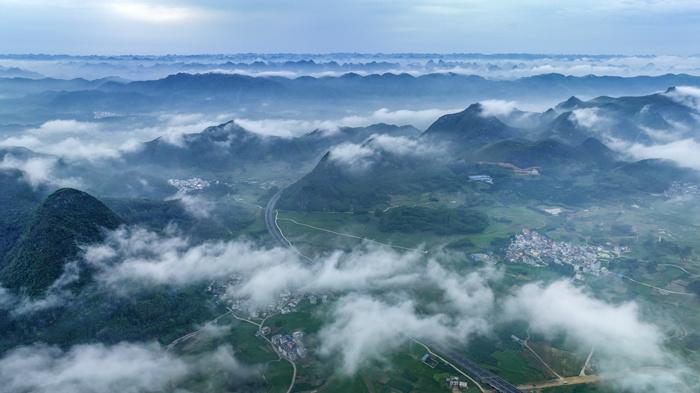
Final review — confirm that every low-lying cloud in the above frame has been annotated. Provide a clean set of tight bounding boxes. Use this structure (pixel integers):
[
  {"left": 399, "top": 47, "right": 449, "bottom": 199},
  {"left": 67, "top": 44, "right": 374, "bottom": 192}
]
[
  {"left": 665, "top": 85, "right": 700, "bottom": 112},
  {"left": 328, "top": 134, "right": 443, "bottom": 171},
  {"left": 0, "top": 153, "right": 82, "bottom": 188},
  {"left": 505, "top": 280, "right": 694, "bottom": 392},
  {"left": 570, "top": 107, "right": 605, "bottom": 129},
  {"left": 0, "top": 341, "right": 247, "bottom": 393},
  {"left": 234, "top": 107, "right": 460, "bottom": 138},
  {"left": 0, "top": 113, "right": 234, "bottom": 162},
  {"left": 5, "top": 225, "right": 691, "bottom": 385},
  {"left": 479, "top": 99, "right": 518, "bottom": 117},
  {"left": 613, "top": 138, "right": 700, "bottom": 170}
]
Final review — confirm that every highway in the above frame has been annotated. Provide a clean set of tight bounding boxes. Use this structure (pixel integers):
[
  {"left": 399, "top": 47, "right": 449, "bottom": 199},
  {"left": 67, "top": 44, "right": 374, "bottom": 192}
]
[
  {"left": 427, "top": 342, "right": 525, "bottom": 393},
  {"left": 265, "top": 189, "right": 292, "bottom": 248}
]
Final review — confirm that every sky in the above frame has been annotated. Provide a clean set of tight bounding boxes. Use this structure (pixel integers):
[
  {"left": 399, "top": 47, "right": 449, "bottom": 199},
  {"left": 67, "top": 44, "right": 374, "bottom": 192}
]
[{"left": 0, "top": 0, "right": 699, "bottom": 55}]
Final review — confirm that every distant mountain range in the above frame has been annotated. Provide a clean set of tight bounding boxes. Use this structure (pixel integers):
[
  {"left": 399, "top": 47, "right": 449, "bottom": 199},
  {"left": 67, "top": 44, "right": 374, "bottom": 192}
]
[
  {"left": 129, "top": 121, "right": 419, "bottom": 174},
  {"left": 2, "top": 72, "right": 700, "bottom": 122},
  {"left": 279, "top": 92, "right": 700, "bottom": 211}
]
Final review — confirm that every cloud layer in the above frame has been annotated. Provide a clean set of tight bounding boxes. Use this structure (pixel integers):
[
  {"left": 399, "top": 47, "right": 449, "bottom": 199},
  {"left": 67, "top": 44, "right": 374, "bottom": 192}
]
[
  {"left": 0, "top": 341, "right": 248, "bottom": 393},
  {"left": 505, "top": 280, "right": 694, "bottom": 392}
]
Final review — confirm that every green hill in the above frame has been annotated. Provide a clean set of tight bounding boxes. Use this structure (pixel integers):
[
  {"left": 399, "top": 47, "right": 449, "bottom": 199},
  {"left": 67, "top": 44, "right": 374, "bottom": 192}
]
[
  {"left": 0, "top": 188, "right": 123, "bottom": 296},
  {"left": 422, "top": 103, "right": 518, "bottom": 148}
]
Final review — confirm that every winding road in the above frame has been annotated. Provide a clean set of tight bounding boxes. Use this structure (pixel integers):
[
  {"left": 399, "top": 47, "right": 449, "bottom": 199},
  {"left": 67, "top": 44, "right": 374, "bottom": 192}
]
[{"left": 265, "top": 189, "right": 292, "bottom": 248}]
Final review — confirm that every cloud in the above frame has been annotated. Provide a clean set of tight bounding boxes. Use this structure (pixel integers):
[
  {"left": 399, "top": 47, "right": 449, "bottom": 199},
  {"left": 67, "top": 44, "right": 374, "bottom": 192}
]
[
  {"left": 328, "top": 142, "right": 376, "bottom": 170},
  {"left": 0, "top": 113, "right": 235, "bottom": 162},
  {"left": 0, "top": 258, "right": 86, "bottom": 316},
  {"left": 0, "top": 341, "right": 249, "bottom": 393},
  {"left": 83, "top": 227, "right": 298, "bottom": 291},
  {"left": 665, "top": 85, "right": 700, "bottom": 112},
  {"left": 504, "top": 280, "right": 693, "bottom": 392},
  {"left": 479, "top": 99, "right": 518, "bottom": 117},
  {"left": 0, "top": 120, "right": 121, "bottom": 161},
  {"left": 0, "top": 342, "right": 188, "bottom": 393},
  {"left": 615, "top": 138, "right": 700, "bottom": 170},
  {"left": 81, "top": 226, "right": 423, "bottom": 305},
  {"left": 0, "top": 153, "right": 82, "bottom": 188},
  {"left": 108, "top": 2, "right": 210, "bottom": 24},
  {"left": 317, "top": 262, "right": 499, "bottom": 375},
  {"left": 30, "top": 119, "right": 101, "bottom": 134},
  {"left": 233, "top": 107, "right": 460, "bottom": 138},
  {"left": 338, "top": 107, "right": 461, "bottom": 130},
  {"left": 233, "top": 118, "right": 341, "bottom": 138},
  {"left": 328, "top": 134, "right": 442, "bottom": 171},
  {"left": 318, "top": 295, "right": 457, "bottom": 374},
  {"left": 570, "top": 107, "right": 604, "bottom": 129},
  {"left": 166, "top": 192, "right": 216, "bottom": 219}
]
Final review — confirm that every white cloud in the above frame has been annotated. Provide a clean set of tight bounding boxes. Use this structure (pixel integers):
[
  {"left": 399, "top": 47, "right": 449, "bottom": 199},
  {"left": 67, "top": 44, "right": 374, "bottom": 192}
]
[
  {"left": 28, "top": 119, "right": 101, "bottom": 135},
  {"left": 84, "top": 227, "right": 298, "bottom": 291},
  {"left": 108, "top": 2, "right": 209, "bottom": 24},
  {"left": 479, "top": 99, "right": 518, "bottom": 117},
  {"left": 0, "top": 113, "right": 235, "bottom": 161},
  {"left": 0, "top": 342, "right": 188, "bottom": 393},
  {"left": 328, "top": 142, "right": 376, "bottom": 170},
  {"left": 233, "top": 118, "right": 340, "bottom": 138},
  {"left": 318, "top": 295, "right": 456, "bottom": 374},
  {"left": 504, "top": 280, "right": 693, "bottom": 392},
  {"left": 81, "top": 226, "right": 424, "bottom": 305},
  {"left": 317, "top": 262, "right": 499, "bottom": 375},
  {"left": 0, "top": 153, "right": 82, "bottom": 188},
  {"left": 616, "top": 138, "right": 700, "bottom": 170},
  {"left": 570, "top": 107, "right": 604, "bottom": 129},
  {"left": 0, "top": 341, "right": 249, "bottom": 393},
  {"left": 168, "top": 193, "right": 216, "bottom": 219},
  {"left": 233, "top": 107, "right": 459, "bottom": 138},
  {"left": 328, "top": 134, "right": 442, "bottom": 171},
  {"left": 665, "top": 85, "right": 700, "bottom": 112}
]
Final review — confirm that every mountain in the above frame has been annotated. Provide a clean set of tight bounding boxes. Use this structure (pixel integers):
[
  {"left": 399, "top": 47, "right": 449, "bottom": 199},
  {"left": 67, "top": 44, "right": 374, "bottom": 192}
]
[
  {"left": 7, "top": 72, "right": 700, "bottom": 123},
  {"left": 473, "top": 137, "right": 616, "bottom": 169},
  {"left": 555, "top": 96, "right": 584, "bottom": 111},
  {"left": 131, "top": 121, "right": 420, "bottom": 173},
  {"left": 422, "top": 103, "right": 519, "bottom": 147},
  {"left": 0, "top": 188, "right": 122, "bottom": 296},
  {"left": 541, "top": 90, "right": 700, "bottom": 144},
  {"left": 278, "top": 139, "right": 458, "bottom": 212},
  {"left": 0, "top": 169, "right": 43, "bottom": 265},
  {"left": 540, "top": 112, "right": 597, "bottom": 144}
]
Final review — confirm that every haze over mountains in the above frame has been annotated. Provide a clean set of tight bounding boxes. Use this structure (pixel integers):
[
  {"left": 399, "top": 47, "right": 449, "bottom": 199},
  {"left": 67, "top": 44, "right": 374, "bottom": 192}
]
[{"left": 0, "top": 53, "right": 700, "bottom": 393}]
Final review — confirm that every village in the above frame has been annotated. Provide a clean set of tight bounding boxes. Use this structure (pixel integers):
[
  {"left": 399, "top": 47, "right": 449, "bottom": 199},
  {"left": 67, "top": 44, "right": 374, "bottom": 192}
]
[{"left": 506, "top": 229, "right": 629, "bottom": 278}]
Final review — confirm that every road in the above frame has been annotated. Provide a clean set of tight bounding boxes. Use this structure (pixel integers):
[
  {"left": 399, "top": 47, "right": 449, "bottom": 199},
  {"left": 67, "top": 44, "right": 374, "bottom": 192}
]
[
  {"left": 579, "top": 346, "right": 595, "bottom": 376},
  {"left": 230, "top": 309, "right": 298, "bottom": 393},
  {"left": 517, "top": 375, "right": 601, "bottom": 391},
  {"left": 619, "top": 274, "right": 694, "bottom": 296},
  {"left": 512, "top": 334, "right": 563, "bottom": 380},
  {"left": 166, "top": 310, "right": 233, "bottom": 351},
  {"left": 265, "top": 188, "right": 315, "bottom": 263},
  {"left": 426, "top": 341, "right": 525, "bottom": 393},
  {"left": 278, "top": 217, "right": 426, "bottom": 253},
  {"left": 265, "top": 189, "right": 292, "bottom": 248},
  {"left": 411, "top": 339, "right": 487, "bottom": 393}
]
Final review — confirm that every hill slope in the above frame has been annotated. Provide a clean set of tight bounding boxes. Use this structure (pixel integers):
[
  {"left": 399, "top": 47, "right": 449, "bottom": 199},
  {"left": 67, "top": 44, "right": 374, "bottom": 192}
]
[{"left": 0, "top": 188, "right": 122, "bottom": 296}]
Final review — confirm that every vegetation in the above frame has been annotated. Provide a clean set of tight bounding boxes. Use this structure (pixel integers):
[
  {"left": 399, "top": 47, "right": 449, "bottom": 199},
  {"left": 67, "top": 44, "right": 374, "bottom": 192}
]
[
  {"left": 0, "top": 188, "right": 122, "bottom": 296},
  {"left": 378, "top": 206, "right": 489, "bottom": 235}
]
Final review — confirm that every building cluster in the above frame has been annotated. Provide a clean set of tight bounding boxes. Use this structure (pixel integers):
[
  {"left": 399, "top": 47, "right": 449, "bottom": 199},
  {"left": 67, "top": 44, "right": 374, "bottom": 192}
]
[
  {"left": 477, "top": 161, "right": 540, "bottom": 176},
  {"left": 468, "top": 175, "right": 494, "bottom": 184},
  {"left": 168, "top": 177, "right": 211, "bottom": 192},
  {"left": 223, "top": 283, "right": 329, "bottom": 319},
  {"left": 271, "top": 331, "right": 307, "bottom": 361},
  {"left": 665, "top": 181, "right": 700, "bottom": 198},
  {"left": 445, "top": 376, "right": 469, "bottom": 391},
  {"left": 506, "top": 229, "right": 627, "bottom": 277}
]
